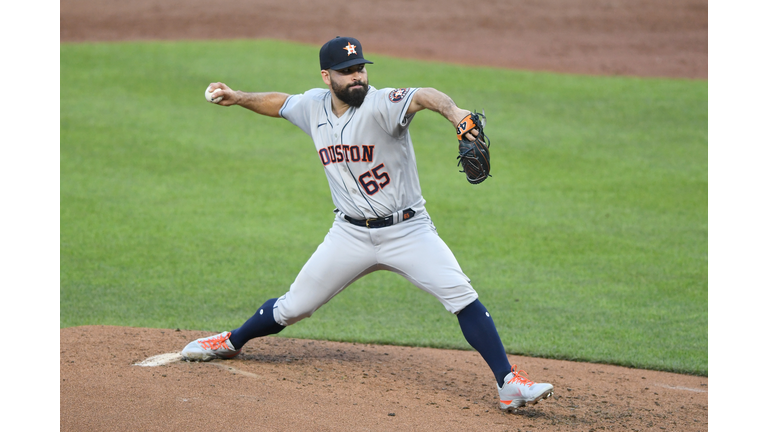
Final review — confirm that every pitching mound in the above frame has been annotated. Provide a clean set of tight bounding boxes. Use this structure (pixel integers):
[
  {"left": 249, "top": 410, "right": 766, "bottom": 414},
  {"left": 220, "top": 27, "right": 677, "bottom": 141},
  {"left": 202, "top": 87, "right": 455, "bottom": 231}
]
[{"left": 61, "top": 326, "right": 707, "bottom": 431}]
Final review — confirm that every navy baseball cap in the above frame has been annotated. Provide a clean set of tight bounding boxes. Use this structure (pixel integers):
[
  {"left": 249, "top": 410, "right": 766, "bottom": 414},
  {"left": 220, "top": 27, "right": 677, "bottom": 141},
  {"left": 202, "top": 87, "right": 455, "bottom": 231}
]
[{"left": 319, "top": 36, "right": 373, "bottom": 70}]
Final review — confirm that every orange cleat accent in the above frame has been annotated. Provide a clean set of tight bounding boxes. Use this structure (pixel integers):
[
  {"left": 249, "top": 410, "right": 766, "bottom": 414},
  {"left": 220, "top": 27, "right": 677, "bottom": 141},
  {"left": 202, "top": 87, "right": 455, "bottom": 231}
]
[
  {"left": 181, "top": 331, "right": 242, "bottom": 362},
  {"left": 497, "top": 365, "right": 554, "bottom": 410}
]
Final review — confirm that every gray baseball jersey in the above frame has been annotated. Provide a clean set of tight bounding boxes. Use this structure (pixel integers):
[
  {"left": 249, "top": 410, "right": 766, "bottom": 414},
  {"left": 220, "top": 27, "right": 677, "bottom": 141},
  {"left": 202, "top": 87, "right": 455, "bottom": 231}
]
[{"left": 280, "top": 86, "right": 426, "bottom": 219}]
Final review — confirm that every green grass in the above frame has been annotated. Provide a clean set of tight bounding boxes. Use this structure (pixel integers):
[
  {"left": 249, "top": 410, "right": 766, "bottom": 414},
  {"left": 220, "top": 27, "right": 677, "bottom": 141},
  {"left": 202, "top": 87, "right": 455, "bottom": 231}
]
[{"left": 61, "top": 39, "right": 707, "bottom": 375}]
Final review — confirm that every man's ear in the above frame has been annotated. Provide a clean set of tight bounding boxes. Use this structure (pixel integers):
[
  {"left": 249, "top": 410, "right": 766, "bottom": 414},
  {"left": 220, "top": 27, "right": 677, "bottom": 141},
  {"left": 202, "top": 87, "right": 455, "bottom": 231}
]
[{"left": 321, "top": 70, "right": 331, "bottom": 87}]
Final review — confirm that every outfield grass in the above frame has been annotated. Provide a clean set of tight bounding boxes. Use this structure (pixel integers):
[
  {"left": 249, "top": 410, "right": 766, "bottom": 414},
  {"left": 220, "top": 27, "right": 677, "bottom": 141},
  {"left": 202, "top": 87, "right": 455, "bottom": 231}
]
[{"left": 61, "top": 40, "right": 707, "bottom": 375}]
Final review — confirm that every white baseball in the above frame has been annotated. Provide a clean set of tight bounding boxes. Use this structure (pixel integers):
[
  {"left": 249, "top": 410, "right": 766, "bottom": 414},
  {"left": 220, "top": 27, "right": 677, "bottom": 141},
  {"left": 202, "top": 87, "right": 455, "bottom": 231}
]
[{"left": 205, "top": 86, "right": 223, "bottom": 104}]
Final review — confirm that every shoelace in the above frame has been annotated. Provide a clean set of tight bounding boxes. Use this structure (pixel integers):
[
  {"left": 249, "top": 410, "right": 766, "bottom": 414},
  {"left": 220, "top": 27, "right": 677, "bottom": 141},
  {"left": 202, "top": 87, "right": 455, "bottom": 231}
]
[
  {"left": 506, "top": 365, "right": 535, "bottom": 387},
  {"left": 200, "top": 332, "right": 230, "bottom": 350}
]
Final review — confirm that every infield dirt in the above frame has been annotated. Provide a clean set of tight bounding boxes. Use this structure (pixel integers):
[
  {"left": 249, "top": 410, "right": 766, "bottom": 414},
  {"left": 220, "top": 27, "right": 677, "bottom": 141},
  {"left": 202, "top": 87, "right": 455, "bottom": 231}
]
[{"left": 60, "top": 1, "right": 708, "bottom": 430}]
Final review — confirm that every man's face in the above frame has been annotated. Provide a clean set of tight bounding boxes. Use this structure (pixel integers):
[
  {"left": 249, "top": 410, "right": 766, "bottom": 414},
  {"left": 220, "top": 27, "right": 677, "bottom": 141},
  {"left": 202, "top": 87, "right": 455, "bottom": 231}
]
[{"left": 327, "top": 64, "right": 369, "bottom": 108}]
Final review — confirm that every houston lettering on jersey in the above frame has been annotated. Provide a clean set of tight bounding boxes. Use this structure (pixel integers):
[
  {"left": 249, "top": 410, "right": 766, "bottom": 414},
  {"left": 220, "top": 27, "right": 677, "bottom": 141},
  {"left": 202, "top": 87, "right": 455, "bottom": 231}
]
[{"left": 318, "top": 144, "right": 375, "bottom": 166}]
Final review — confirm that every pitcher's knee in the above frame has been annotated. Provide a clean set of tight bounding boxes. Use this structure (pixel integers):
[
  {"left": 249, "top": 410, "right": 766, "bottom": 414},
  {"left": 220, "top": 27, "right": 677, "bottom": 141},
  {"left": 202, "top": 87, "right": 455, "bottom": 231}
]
[
  {"left": 443, "top": 287, "right": 479, "bottom": 314},
  {"left": 274, "top": 295, "right": 316, "bottom": 326}
]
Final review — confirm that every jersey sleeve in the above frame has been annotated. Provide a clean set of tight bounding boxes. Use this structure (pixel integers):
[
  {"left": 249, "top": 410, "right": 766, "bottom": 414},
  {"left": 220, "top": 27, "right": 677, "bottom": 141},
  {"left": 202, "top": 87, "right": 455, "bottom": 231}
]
[
  {"left": 372, "top": 87, "right": 421, "bottom": 137},
  {"left": 279, "top": 88, "right": 327, "bottom": 136}
]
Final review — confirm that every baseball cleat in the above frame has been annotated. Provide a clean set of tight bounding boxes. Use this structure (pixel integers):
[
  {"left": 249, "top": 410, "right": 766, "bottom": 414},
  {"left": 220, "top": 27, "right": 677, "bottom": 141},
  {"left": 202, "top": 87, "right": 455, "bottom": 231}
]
[
  {"left": 497, "top": 365, "right": 554, "bottom": 410},
  {"left": 181, "top": 331, "right": 242, "bottom": 361}
]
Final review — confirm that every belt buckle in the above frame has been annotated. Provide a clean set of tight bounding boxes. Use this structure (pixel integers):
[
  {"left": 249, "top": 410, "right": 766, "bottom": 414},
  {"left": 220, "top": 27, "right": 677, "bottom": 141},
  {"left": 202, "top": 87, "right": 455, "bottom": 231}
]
[{"left": 365, "top": 218, "right": 375, "bottom": 228}]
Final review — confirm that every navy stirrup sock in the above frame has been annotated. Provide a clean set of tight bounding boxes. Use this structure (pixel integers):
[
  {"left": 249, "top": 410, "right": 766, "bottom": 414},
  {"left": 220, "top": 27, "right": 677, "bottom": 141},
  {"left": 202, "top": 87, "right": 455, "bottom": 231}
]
[
  {"left": 229, "top": 298, "right": 286, "bottom": 350},
  {"left": 457, "top": 299, "right": 512, "bottom": 387}
]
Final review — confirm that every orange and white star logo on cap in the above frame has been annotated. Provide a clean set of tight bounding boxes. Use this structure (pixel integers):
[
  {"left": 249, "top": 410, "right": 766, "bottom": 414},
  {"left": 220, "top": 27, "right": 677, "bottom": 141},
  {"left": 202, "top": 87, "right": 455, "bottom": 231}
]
[{"left": 343, "top": 42, "right": 357, "bottom": 56}]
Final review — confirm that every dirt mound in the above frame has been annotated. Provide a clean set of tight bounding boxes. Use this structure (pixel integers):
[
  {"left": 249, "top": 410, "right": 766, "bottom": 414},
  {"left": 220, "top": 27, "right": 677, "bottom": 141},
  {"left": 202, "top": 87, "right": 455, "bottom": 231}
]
[{"left": 61, "top": 326, "right": 707, "bottom": 431}]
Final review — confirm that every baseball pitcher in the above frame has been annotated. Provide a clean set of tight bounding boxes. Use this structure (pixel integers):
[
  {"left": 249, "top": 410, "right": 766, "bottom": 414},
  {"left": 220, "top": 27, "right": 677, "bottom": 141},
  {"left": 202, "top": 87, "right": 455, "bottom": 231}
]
[{"left": 183, "top": 36, "right": 553, "bottom": 410}]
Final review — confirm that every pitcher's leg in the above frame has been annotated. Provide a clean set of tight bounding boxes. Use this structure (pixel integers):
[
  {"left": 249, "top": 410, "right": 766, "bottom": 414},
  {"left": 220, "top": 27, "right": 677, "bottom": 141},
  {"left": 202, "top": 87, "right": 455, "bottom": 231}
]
[
  {"left": 183, "top": 218, "right": 376, "bottom": 361},
  {"left": 378, "top": 215, "right": 509, "bottom": 386},
  {"left": 377, "top": 214, "right": 477, "bottom": 313},
  {"left": 229, "top": 298, "right": 284, "bottom": 349},
  {"left": 457, "top": 299, "right": 512, "bottom": 386},
  {"left": 273, "top": 217, "right": 377, "bottom": 326}
]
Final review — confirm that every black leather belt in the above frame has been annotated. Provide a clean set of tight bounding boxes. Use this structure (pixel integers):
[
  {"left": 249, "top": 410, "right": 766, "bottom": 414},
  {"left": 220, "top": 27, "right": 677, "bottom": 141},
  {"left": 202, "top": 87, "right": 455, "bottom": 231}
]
[{"left": 344, "top": 208, "right": 416, "bottom": 229}]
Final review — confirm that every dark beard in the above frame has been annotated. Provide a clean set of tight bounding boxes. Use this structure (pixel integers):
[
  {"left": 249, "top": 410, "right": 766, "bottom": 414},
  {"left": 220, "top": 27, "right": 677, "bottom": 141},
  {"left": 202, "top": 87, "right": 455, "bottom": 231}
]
[{"left": 331, "top": 79, "right": 368, "bottom": 108}]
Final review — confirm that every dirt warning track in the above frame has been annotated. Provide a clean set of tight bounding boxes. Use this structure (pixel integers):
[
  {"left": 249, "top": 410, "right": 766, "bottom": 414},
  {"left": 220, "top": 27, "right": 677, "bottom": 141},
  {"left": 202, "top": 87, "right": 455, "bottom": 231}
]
[{"left": 60, "top": 0, "right": 707, "bottom": 79}]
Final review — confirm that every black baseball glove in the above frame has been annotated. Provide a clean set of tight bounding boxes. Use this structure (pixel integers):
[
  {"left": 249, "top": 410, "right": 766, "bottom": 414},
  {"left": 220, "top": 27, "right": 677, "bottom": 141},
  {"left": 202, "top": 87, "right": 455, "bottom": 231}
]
[{"left": 456, "top": 111, "right": 491, "bottom": 184}]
